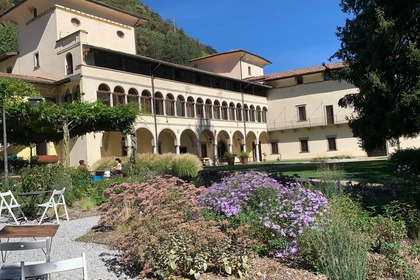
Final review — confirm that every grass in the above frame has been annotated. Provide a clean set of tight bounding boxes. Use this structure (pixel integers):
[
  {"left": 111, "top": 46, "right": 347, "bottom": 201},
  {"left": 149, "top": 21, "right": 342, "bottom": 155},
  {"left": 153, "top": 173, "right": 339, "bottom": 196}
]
[{"left": 205, "top": 159, "right": 393, "bottom": 184}]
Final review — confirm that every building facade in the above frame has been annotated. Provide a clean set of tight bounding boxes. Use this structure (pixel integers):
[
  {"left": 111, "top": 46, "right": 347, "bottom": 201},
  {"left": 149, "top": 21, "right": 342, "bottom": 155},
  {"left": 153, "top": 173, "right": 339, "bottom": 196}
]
[{"left": 0, "top": 0, "right": 418, "bottom": 167}]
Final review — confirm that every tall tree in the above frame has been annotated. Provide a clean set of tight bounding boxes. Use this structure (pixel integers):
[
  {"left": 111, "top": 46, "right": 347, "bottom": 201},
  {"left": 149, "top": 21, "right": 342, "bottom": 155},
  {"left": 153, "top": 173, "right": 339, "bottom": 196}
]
[{"left": 333, "top": 0, "right": 420, "bottom": 150}]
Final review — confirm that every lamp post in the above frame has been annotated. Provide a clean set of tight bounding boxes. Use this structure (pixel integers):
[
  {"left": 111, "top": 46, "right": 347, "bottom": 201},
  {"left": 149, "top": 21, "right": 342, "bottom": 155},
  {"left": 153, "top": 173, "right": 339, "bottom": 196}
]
[{"left": 2, "top": 92, "right": 8, "bottom": 188}]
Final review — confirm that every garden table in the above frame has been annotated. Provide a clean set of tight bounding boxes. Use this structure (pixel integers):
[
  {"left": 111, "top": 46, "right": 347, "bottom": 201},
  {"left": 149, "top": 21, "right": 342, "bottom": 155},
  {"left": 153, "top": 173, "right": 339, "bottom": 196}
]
[
  {"left": 18, "top": 191, "right": 51, "bottom": 220},
  {"left": 0, "top": 224, "right": 59, "bottom": 264}
]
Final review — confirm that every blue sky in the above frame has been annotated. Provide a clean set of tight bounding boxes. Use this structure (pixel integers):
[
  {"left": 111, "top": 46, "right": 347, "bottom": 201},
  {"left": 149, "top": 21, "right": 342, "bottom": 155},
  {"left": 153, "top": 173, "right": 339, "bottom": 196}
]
[{"left": 140, "top": 1, "right": 350, "bottom": 75}]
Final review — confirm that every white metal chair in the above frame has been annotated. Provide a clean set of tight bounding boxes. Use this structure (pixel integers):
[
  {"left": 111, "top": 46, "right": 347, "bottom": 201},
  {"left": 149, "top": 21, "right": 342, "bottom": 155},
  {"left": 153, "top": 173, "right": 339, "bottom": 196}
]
[
  {"left": 0, "top": 191, "right": 27, "bottom": 225},
  {"left": 38, "top": 188, "right": 69, "bottom": 224},
  {"left": 20, "top": 252, "right": 87, "bottom": 280},
  {"left": 0, "top": 238, "right": 51, "bottom": 279}
]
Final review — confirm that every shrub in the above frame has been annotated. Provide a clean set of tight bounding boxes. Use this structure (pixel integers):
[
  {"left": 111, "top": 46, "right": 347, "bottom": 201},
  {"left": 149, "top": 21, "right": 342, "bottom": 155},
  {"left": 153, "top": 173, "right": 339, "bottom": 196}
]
[
  {"left": 298, "top": 196, "right": 370, "bottom": 280},
  {"left": 389, "top": 147, "right": 420, "bottom": 174},
  {"left": 98, "top": 176, "right": 251, "bottom": 279},
  {"left": 315, "top": 163, "right": 345, "bottom": 198},
  {"left": 199, "top": 171, "right": 328, "bottom": 259},
  {"left": 172, "top": 153, "right": 203, "bottom": 180}
]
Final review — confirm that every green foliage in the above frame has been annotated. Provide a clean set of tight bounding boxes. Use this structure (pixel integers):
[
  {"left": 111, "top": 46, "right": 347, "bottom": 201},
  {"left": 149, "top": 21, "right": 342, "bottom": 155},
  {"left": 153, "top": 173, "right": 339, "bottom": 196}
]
[
  {"left": 17, "top": 164, "right": 92, "bottom": 206},
  {"left": 298, "top": 196, "right": 370, "bottom": 280},
  {"left": 98, "top": 176, "right": 250, "bottom": 279},
  {"left": 389, "top": 147, "right": 420, "bottom": 174},
  {"left": 0, "top": 21, "right": 17, "bottom": 53},
  {"left": 315, "top": 163, "right": 345, "bottom": 198},
  {"left": 5, "top": 88, "right": 139, "bottom": 146},
  {"left": 93, "top": 153, "right": 202, "bottom": 180},
  {"left": 333, "top": 0, "right": 420, "bottom": 150}
]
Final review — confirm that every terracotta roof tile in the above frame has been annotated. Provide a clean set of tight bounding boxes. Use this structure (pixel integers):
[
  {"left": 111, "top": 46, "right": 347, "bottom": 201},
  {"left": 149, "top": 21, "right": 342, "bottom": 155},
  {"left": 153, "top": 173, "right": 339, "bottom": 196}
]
[
  {"left": 0, "top": 72, "right": 56, "bottom": 84},
  {"left": 265, "top": 62, "right": 344, "bottom": 81}
]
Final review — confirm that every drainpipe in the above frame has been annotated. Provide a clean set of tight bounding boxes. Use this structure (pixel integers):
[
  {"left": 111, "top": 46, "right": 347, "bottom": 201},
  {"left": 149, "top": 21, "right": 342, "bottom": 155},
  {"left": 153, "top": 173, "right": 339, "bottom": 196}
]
[{"left": 150, "top": 63, "right": 161, "bottom": 154}]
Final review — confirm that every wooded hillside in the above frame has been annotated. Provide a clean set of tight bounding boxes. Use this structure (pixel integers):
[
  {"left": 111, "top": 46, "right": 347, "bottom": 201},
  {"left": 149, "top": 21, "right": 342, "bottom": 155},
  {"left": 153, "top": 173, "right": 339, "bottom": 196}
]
[{"left": 0, "top": 0, "right": 217, "bottom": 66}]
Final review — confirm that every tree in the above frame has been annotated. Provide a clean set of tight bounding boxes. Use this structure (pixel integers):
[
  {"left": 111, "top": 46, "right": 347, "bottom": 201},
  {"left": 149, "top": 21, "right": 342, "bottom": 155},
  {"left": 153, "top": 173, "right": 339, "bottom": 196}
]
[
  {"left": 1, "top": 78, "right": 139, "bottom": 166},
  {"left": 333, "top": 0, "right": 420, "bottom": 150}
]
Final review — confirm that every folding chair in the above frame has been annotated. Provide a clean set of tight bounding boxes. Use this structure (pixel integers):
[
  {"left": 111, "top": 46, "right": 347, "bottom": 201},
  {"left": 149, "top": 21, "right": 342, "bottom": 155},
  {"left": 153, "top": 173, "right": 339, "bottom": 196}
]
[
  {"left": 20, "top": 252, "right": 87, "bottom": 280},
  {"left": 0, "top": 238, "right": 51, "bottom": 279},
  {"left": 38, "top": 188, "right": 69, "bottom": 225},
  {"left": 0, "top": 191, "right": 27, "bottom": 225}
]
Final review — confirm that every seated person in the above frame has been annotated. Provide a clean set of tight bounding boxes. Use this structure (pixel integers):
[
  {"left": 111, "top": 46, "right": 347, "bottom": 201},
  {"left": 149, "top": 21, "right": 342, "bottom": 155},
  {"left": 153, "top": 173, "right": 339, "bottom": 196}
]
[{"left": 110, "top": 158, "right": 123, "bottom": 176}]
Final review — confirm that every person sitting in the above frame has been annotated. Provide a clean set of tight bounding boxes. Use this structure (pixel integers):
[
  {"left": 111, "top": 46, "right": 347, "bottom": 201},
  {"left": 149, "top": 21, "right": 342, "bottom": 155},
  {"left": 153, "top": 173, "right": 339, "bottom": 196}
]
[
  {"left": 78, "top": 160, "right": 86, "bottom": 169},
  {"left": 110, "top": 158, "right": 123, "bottom": 176}
]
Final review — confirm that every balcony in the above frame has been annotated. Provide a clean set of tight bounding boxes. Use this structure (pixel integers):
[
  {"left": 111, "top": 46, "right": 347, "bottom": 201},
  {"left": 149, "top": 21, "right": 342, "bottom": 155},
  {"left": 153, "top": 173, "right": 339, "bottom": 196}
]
[{"left": 267, "top": 114, "right": 349, "bottom": 131}]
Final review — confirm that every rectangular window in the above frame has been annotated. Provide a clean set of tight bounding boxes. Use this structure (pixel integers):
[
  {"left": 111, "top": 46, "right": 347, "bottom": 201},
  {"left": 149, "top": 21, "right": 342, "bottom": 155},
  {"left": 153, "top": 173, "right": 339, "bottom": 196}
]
[
  {"left": 296, "top": 75, "right": 303, "bottom": 84},
  {"left": 248, "top": 66, "right": 252, "bottom": 76},
  {"left": 271, "top": 142, "right": 279, "bottom": 154},
  {"left": 300, "top": 139, "right": 309, "bottom": 153},
  {"left": 297, "top": 105, "right": 307, "bottom": 121},
  {"left": 6, "top": 66, "right": 12, "bottom": 73},
  {"left": 326, "top": 105, "right": 334, "bottom": 124},
  {"left": 327, "top": 137, "right": 337, "bottom": 151},
  {"left": 34, "top": 52, "right": 40, "bottom": 68}
]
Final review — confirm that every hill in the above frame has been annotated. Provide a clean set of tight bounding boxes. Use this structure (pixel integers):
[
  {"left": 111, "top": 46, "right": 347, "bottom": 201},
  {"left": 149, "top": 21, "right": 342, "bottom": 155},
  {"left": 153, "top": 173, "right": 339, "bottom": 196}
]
[{"left": 0, "top": 0, "right": 217, "bottom": 66}]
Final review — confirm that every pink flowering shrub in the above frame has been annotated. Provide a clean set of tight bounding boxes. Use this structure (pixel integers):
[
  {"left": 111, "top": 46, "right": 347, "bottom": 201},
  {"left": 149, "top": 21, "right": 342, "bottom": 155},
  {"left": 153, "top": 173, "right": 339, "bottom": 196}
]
[
  {"left": 199, "top": 171, "right": 328, "bottom": 259},
  {"left": 98, "top": 176, "right": 251, "bottom": 279}
]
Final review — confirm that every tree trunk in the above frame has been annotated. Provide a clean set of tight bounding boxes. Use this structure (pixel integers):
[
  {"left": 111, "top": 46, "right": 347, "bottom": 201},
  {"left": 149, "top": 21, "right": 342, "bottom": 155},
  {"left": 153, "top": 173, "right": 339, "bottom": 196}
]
[{"left": 63, "top": 122, "right": 70, "bottom": 168}]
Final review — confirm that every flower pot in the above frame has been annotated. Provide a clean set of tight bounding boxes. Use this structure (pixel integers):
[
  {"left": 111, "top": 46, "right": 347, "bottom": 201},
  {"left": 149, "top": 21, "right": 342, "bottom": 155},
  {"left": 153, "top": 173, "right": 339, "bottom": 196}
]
[
  {"left": 31, "top": 155, "right": 59, "bottom": 164},
  {"left": 227, "top": 157, "right": 235, "bottom": 166},
  {"left": 240, "top": 156, "right": 249, "bottom": 164}
]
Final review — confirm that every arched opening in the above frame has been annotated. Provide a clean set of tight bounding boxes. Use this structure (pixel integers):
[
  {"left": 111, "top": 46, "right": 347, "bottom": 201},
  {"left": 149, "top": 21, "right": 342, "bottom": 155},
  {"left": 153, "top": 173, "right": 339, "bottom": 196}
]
[
  {"left": 113, "top": 86, "right": 125, "bottom": 106},
  {"left": 165, "top": 93, "right": 175, "bottom": 116},
  {"left": 141, "top": 90, "right": 152, "bottom": 113},
  {"left": 97, "top": 84, "right": 110, "bottom": 106},
  {"left": 66, "top": 53, "right": 73, "bottom": 75},
  {"left": 176, "top": 95, "right": 185, "bottom": 117},
  {"left": 154, "top": 92, "right": 164, "bottom": 115}
]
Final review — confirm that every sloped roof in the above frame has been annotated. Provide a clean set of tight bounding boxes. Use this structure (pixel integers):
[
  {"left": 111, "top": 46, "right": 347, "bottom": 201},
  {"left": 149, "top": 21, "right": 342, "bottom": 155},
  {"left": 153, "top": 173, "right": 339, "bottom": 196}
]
[
  {"left": 191, "top": 49, "right": 272, "bottom": 66},
  {"left": 264, "top": 62, "right": 344, "bottom": 81},
  {"left": 0, "top": 72, "right": 56, "bottom": 84}
]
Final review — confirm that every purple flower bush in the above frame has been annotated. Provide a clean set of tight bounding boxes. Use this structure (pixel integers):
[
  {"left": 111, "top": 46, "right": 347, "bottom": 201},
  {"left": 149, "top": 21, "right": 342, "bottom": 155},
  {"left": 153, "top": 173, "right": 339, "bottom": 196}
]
[{"left": 199, "top": 171, "right": 328, "bottom": 259}]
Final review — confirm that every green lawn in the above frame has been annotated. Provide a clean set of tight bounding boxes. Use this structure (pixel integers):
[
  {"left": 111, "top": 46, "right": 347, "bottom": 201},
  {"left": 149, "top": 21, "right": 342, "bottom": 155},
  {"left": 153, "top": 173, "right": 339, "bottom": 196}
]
[{"left": 205, "top": 159, "right": 394, "bottom": 184}]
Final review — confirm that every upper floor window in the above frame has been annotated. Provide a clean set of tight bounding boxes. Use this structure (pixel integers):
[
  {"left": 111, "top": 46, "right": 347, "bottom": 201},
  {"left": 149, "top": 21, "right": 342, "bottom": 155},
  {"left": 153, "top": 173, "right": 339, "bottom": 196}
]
[
  {"left": 186, "top": 96, "right": 195, "bottom": 118},
  {"left": 176, "top": 95, "right": 185, "bottom": 117},
  {"left": 248, "top": 66, "right": 252, "bottom": 76},
  {"left": 205, "top": 99, "right": 212, "bottom": 119},
  {"left": 229, "top": 102, "right": 235, "bottom": 121},
  {"left": 296, "top": 75, "right": 303, "bottom": 84},
  {"left": 221, "top": 102, "right": 228, "bottom": 120},
  {"left": 297, "top": 105, "right": 307, "bottom": 121},
  {"left": 113, "top": 86, "right": 125, "bottom": 106},
  {"left": 256, "top": 106, "right": 262, "bottom": 122},
  {"left": 244, "top": 104, "right": 249, "bottom": 122},
  {"left": 249, "top": 105, "right": 256, "bottom": 122},
  {"left": 66, "top": 53, "right": 73, "bottom": 75},
  {"left": 127, "top": 88, "right": 139, "bottom": 104},
  {"left": 262, "top": 107, "right": 268, "bottom": 123},
  {"left": 166, "top": 94, "right": 175, "bottom": 116},
  {"left": 196, "top": 98, "right": 204, "bottom": 118},
  {"left": 97, "top": 84, "right": 111, "bottom": 106},
  {"left": 32, "top": 8, "right": 37, "bottom": 18},
  {"left": 117, "top": 31, "right": 125, "bottom": 38},
  {"left": 324, "top": 72, "right": 331, "bottom": 81},
  {"left": 71, "top": 18, "right": 81, "bottom": 27},
  {"left": 236, "top": 103, "right": 242, "bottom": 121},
  {"left": 34, "top": 52, "right": 40, "bottom": 68},
  {"left": 154, "top": 92, "right": 164, "bottom": 115},
  {"left": 213, "top": 100, "right": 220, "bottom": 119},
  {"left": 141, "top": 90, "right": 152, "bottom": 113}
]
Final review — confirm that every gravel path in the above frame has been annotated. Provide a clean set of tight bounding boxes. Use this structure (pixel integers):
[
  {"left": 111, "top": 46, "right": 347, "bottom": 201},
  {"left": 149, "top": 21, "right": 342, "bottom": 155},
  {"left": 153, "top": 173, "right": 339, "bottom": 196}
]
[{"left": 0, "top": 216, "right": 136, "bottom": 280}]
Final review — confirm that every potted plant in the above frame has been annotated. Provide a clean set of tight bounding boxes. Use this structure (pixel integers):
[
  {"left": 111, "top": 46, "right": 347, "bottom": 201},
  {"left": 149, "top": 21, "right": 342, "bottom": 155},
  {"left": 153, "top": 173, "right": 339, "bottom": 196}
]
[
  {"left": 240, "top": 151, "right": 250, "bottom": 164},
  {"left": 223, "top": 152, "right": 237, "bottom": 166}
]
